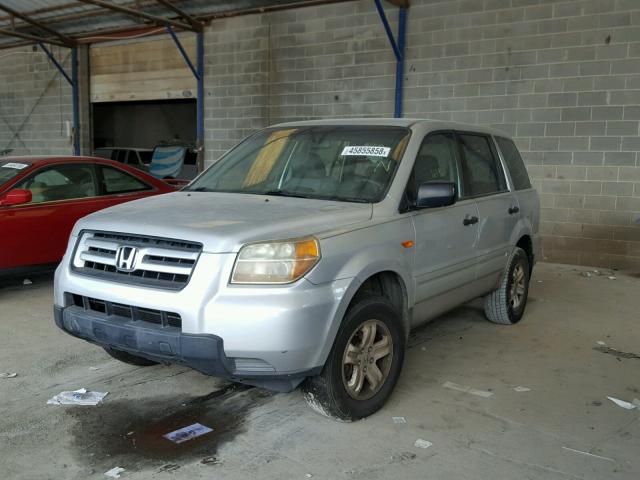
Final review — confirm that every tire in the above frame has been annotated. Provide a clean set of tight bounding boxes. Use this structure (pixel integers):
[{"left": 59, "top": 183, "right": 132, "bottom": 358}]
[
  {"left": 103, "top": 346, "right": 159, "bottom": 366},
  {"left": 484, "top": 247, "right": 530, "bottom": 325},
  {"left": 301, "top": 296, "right": 405, "bottom": 421}
]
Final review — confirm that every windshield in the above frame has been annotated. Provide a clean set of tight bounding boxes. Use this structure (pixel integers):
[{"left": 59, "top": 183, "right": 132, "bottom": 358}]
[
  {"left": 0, "top": 161, "right": 30, "bottom": 188},
  {"left": 186, "top": 126, "right": 411, "bottom": 203}
]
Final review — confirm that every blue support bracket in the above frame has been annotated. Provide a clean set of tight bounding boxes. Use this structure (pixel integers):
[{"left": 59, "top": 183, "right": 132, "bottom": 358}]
[
  {"left": 166, "top": 25, "right": 200, "bottom": 80},
  {"left": 39, "top": 42, "right": 80, "bottom": 155},
  {"left": 374, "top": 0, "right": 407, "bottom": 118},
  {"left": 166, "top": 26, "right": 205, "bottom": 171},
  {"left": 38, "top": 42, "right": 73, "bottom": 85}
]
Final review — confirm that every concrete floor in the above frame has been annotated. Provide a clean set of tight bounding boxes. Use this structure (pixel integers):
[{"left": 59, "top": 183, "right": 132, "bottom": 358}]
[{"left": 0, "top": 262, "right": 639, "bottom": 480}]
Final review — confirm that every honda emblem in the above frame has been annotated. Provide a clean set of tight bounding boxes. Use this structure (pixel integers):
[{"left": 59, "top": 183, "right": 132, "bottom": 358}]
[{"left": 115, "top": 246, "right": 138, "bottom": 272}]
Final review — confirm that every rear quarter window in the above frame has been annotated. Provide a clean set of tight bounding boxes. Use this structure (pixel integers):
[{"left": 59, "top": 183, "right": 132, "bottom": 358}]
[{"left": 495, "top": 137, "right": 532, "bottom": 191}]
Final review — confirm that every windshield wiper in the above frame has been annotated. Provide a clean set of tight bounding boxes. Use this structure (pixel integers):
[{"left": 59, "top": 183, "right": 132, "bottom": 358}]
[
  {"left": 187, "top": 186, "right": 214, "bottom": 192},
  {"left": 262, "top": 189, "right": 313, "bottom": 199}
]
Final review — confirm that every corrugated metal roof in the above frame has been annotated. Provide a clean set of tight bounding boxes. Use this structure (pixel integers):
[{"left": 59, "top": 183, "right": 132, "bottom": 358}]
[{"left": 0, "top": 0, "right": 345, "bottom": 48}]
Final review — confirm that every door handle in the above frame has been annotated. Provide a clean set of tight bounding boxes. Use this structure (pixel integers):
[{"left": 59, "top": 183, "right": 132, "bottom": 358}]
[
  {"left": 508, "top": 206, "right": 520, "bottom": 215},
  {"left": 463, "top": 215, "right": 479, "bottom": 226}
]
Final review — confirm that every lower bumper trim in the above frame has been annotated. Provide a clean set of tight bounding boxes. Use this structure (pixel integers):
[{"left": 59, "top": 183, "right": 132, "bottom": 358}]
[{"left": 54, "top": 305, "right": 318, "bottom": 392}]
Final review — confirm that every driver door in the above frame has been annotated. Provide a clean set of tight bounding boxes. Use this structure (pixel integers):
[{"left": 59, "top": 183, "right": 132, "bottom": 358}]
[{"left": 409, "top": 132, "right": 479, "bottom": 323}]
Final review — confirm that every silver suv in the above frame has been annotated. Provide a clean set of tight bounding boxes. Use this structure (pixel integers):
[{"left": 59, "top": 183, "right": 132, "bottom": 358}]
[{"left": 54, "top": 119, "right": 539, "bottom": 420}]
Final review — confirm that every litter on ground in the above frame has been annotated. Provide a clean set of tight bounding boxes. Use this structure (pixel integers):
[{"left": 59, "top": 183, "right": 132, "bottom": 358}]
[
  {"left": 0, "top": 372, "right": 17, "bottom": 378},
  {"left": 22, "top": 278, "right": 32, "bottom": 285},
  {"left": 594, "top": 344, "right": 640, "bottom": 360},
  {"left": 514, "top": 386, "right": 531, "bottom": 392},
  {"left": 562, "top": 447, "right": 614, "bottom": 462},
  {"left": 606, "top": 396, "right": 637, "bottom": 410},
  {"left": 392, "top": 416, "right": 407, "bottom": 424},
  {"left": 443, "top": 381, "right": 493, "bottom": 398},
  {"left": 414, "top": 439, "right": 433, "bottom": 449},
  {"left": 163, "top": 423, "right": 213, "bottom": 444},
  {"left": 47, "top": 388, "right": 108, "bottom": 406},
  {"left": 104, "top": 467, "right": 125, "bottom": 478}
]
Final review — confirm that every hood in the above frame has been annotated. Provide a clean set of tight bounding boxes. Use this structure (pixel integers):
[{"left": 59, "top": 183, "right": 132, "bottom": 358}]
[{"left": 74, "top": 191, "right": 373, "bottom": 253}]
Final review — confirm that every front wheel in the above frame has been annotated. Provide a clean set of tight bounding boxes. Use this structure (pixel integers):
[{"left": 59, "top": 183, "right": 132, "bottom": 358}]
[
  {"left": 301, "top": 296, "right": 405, "bottom": 421},
  {"left": 484, "top": 247, "right": 530, "bottom": 325}
]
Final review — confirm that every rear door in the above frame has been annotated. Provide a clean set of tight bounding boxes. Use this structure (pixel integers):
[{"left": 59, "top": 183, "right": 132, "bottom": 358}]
[
  {"left": 455, "top": 132, "right": 518, "bottom": 284},
  {"left": 409, "top": 132, "right": 480, "bottom": 309}
]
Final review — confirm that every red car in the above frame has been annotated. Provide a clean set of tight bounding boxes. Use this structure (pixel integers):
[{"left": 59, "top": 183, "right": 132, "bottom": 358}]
[{"left": 0, "top": 156, "right": 175, "bottom": 276}]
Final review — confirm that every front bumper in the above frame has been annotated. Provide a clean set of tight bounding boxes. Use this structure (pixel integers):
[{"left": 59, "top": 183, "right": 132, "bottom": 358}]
[{"left": 54, "top": 305, "right": 319, "bottom": 392}]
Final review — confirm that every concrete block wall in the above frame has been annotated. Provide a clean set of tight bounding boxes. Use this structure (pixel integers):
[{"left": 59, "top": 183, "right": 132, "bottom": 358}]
[
  {"left": 203, "top": 0, "right": 640, "bottom": 269},
  {"left": 0, "top": 46, "right": 74, "bottom": 156}
]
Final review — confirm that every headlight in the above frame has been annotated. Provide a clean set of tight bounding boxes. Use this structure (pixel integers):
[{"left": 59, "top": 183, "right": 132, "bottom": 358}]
[{"left": 231, "top": 237, "right": 320, "bottom": 284}]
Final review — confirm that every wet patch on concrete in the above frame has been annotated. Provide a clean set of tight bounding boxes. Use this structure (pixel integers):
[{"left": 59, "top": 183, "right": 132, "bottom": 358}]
[{"left": 67, "top": 383, "right": 273, "bottom": 472}]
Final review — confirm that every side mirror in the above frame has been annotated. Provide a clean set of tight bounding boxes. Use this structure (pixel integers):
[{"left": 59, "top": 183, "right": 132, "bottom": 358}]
[
  {"left": 415, "top": 182, "right": 456, "bottom": 209},
  {"left": 0, "top": 189, "right": 32, "bottom": 206}
]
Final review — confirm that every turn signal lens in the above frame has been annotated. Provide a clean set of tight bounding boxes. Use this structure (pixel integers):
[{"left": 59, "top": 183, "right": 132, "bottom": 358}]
[{"left": 231, "top": 237, "right": 320, "bottom": 284}]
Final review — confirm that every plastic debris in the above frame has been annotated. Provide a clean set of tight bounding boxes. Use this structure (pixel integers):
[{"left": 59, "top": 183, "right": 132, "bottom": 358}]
[
  {"left": 0, "top": 372, "right": 17, "bottom": 378},
  {"left": 88, "top": 366, "right": 100, "bottom": 371},
  {"left": 594, "top": 344, "right": 640, "bottom": 360},
  {"left": 562, "top": 447, "right": 614, "bottom": 462},
  {"left": 305, "top": 474, "right": 313, "bottom": 478},
  {"left": 608, "top": 276, "right": 616, "bottom": 280},
  {"left": 514, "top": 386, "right": 531, "bottom": 392},
  {"left": 104, "top": 467, "right": 125, "bottom": 478},
  {"left": 607, "top": 396, "right": 637, "bottom": 410},
  {"left": 163, "top": 423, "right": 213, "bottom": 444},
  {"left": 201, "top": 456, "right": 220, "bottom": 465},
  {"left": 392, "top": 416, "right": 407, "bottom": 424},
  {"left": 414, "top": 439, "right": 433, "bottom": 449},
  {"left": 22, "top": 278, "right": 32, "bottom": 285},
  {"left": 581, "top": 271, "right": 592, "bottom": 278},
  {"left": 596, "top": 341, "right": 607, "bottom": 346},
  {"left": 47, "top": 388, "right": 108, "bottom": 406},
  {"left": 443, "top": 381, "right": 493, "bottom": 398}
]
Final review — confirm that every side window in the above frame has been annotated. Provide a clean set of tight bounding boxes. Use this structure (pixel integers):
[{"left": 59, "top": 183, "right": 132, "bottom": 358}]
[
  {"left": 16, "top": 164, "right": 98, "bottom": 203},
  {"left": 457, "top": 133, "right": 507, "bottom": 198},
  {"left": 408, "top": 132, "right": 461, "bottom": 201},
  {"left": 495, "top": 137, "right": 531, "bottom": 190},
  {"left": 100, "top": 166, "right": 151, "bottom": 195}
]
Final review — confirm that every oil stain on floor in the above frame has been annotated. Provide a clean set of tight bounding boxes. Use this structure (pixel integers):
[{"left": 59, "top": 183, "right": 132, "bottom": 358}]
[{"left": 67, "top": 383, "right": 274, "bottom": 472}]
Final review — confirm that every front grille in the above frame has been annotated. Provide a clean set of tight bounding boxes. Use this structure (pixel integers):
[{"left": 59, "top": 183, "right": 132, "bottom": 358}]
[
  {"left": 67, "top": 293, "right": 182, "bottom": 329},
  {"left": 72, "top": 231, "right": 202, "bottom": 290}
]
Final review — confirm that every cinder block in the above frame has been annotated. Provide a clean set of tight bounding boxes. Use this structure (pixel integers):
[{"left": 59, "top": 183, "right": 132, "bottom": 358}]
[{"left": 605, "top": 152, "right": 637, "bottom": 166}]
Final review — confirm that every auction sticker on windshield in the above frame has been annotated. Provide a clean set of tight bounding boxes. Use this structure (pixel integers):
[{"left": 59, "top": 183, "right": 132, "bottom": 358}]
[
  {"left": 341, "top": 146, "right": 390, "bottom": 157},
  {"left": 3, "top": 163, "right": 28, "bottom": 169}
]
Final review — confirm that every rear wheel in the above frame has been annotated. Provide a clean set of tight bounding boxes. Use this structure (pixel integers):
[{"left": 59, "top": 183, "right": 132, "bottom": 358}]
[
  {"left": 103, "top": 347, "right": 159, "bottom": 366},
  {"left": 301, "top": 296, "right": 405, "bottom": 421},
  {"left": 484, "top": 247, "right": 530, "bottom": 325}
]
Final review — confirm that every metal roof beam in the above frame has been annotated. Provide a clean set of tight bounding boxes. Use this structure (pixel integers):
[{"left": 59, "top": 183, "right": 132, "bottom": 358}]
[
  {"left": 384, "top": 0, "right": 409, "bottom": 7},
  {"left": 0, "top": 27, "right": 68, "bottom": 48},
  {"left": 155, "top": 0, "right": 203, "bottom": 32},
  {"left": 76, "top": 0, "right": 195, "bottom": 32},
  {"left": 0, "top": 4, "right": 75, "bottom": 46}
]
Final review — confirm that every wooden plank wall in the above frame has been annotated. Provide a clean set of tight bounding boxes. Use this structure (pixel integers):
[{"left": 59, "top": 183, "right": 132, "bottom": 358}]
[{"left": 90, "top": 36, "right": 197, "bottom": 103}]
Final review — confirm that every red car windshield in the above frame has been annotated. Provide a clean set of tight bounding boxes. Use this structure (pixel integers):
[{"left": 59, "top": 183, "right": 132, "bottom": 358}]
[{"left": 0, "top": 161, "right": 30, "bottom": 187}]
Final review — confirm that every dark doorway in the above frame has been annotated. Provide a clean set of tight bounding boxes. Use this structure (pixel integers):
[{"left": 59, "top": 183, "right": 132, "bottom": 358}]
[{"left": 92, "top": 99, "right": 196, "bottom": 151}]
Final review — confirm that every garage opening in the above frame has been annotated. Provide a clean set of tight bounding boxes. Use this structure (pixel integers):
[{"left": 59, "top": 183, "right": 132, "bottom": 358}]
[{"left": 92, "top": 99, "right": 196, "bottom": 151}]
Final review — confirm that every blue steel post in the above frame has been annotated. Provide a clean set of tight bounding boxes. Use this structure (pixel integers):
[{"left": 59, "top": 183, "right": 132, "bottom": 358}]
[
  {"left": 394, "top": 7, "right": 407, "bottom": 118},
  {"left": 196, "top": 31, "right": 204, "bottom": 172},
  {"left": 373, "top": 0, "right": 407, "bottom": 118},
  {"left": 71, "top": 47, "right": 80, "bottom": 155}
]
